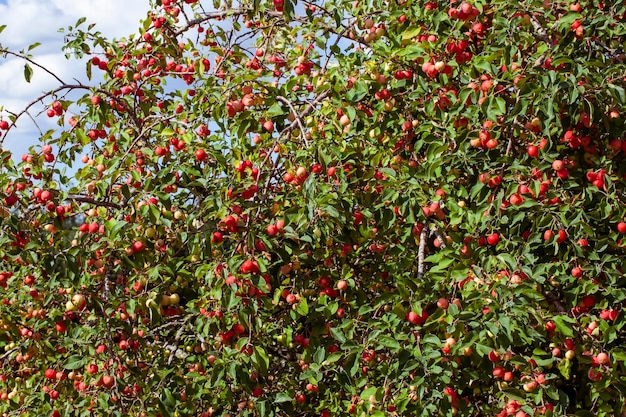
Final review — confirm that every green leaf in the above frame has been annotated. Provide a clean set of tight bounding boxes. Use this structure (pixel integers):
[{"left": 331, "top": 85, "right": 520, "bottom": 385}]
[
  {"left": 313, "top": 346, "right": 325, "bottom": 364},
  {"left": 64, "top": 355, "right": 86, "bottom": 370},
  {"left": 333, "top": 9, "right": 341, "bottom": 27},
  {"left": 158, "top": 402, "right": 172, "bottom": 417},
  {"left": 324, "top": 352, "right": 343, "bottom": 365},
  {"left": 558, "top": 357, "right": 572, "bottom": 380},
  {"left": 274, "top": 393, "right": 292, "bottom": 403},
  {"left": 492, "top": 96, "right": 506, "bottom": 117},
  {"left": 330, "top": 327, "right": 346, "bottom": 343},
  {"left": 608, "top": 84, "right": 626, "bottom": 104},
  {"left": 296, "top": 299, "right": 309, "bottom": 316},
  {"left": 253, "top": 346, "right": 270, "bottom": 375},
  {"left": 360, "top": 386, "right": 378, "bottom": 400},
  {"left": 282, "top": 0, "right": 294, "bottom": 22},
  {"left": 267, "top": 102, "right": 285, "bottom": 116},
  {"left": 257, "top": 400, "right": 267, "bottom": 417},
  {"left": 427, "top": 256, "right": 455, "bottom": 273},
  {"left": 502, "top": 389, "right": 527, "bottom": 402},
  {"left": 510, "top": 98, "right": 528, "bottom": 117},
  {"left": 378, "top": 335, "right": 401, "bottom": 351},
  {"left": 473, "top": 60, "right": 492, "bottom": 73},
  {"left": 345, "top": 106, "right": 356, "bottom": 122},
  {"left": 323, "top": 205, "right": 340, "bottom": 218},
  {"left": 611, "top": 350, "right": 626, "bottom": 363},
  {"left": 496, "top": 253, "right": 517, "bottom": 270},
  {"left": 105, "top": 219, "right": 127, "bottom": 240},
  {"left": 345, "top": 81, "right": 368, "bottom": 103},
  {"left": 552, "top": 315, "right": 575, "bottom": 338},
  {"left": 318, "top": 148, "right": 331, "bottom": 167},
  {"left": 23, "top": 63, "right": 33, "bottom": 83}
]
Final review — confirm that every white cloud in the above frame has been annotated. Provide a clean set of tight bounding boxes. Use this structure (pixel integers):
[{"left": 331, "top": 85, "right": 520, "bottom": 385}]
[
  {"left": 0, "top": 0, "right": 149, "bottom": 51},
  {"left": 0, "top": 0, "right": 150, "bottom": 157},
  {"left": 0, "top": 53, "right": 80, "bottom": 101}
]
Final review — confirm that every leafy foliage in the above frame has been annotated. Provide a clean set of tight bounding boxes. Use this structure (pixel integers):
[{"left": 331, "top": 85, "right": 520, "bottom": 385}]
[{"left": 0, "top": 0, "right": 625, "bottom": 416}]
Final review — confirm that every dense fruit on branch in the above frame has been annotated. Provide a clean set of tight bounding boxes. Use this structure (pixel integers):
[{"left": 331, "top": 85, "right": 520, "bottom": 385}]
[{"left": 0, "top": 0, "right": 625, "bottom": 416}]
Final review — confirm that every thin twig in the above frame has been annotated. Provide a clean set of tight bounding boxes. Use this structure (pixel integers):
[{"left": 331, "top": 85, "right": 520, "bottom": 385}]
[
  {"left": 174, "top": 9, "right": 249, "bottom": 36},
  {"left": 167, "top": 315, "right": 193, "bottom": 365},
  {"left": 275, "top": 95, "right": 309, "bottom": 147},
  {"left": 0, "top": 84, "right": 137, "bottom": 144},
  {"left": 0, "top": 49, "right": 66, "bottom": 85},
  {"left": 0, "top": 347, "right": 18, "bottom": 361}
]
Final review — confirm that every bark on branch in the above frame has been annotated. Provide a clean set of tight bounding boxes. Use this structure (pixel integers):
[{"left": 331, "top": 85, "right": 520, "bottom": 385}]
[
  {"left": 417, "top": 226, "right": 428, "bottom": 279},
  {"left": 67, "top": 195, "right": 121, "bottom": 210}
]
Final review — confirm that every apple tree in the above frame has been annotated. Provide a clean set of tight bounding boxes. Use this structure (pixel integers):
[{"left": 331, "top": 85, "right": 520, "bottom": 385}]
[{"left": 0, "top": 0, "right": 625, "bottom": 416}]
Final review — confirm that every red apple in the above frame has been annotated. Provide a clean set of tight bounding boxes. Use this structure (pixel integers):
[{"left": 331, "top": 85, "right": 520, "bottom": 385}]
[
  {"left": 492, "top": 366, "right": 505, "bottom": 378},
  {"left": 552, "top": 160, "right": 564, "bottom": 171},
  {"left": 263, "top": 120, "right": 275, "bottom": 132},
  {"left": 195, "top": 149, "right": 207, "bottom": 161},
  {"left": 212, "top": 231, "right": 223, "bottom": 243},
  {"left": 543, "top": 230, "right": 554, "bottom": 242},
  {"left": 102, "top": 375, "right": 115, "bottom": 388},
  {"left": 596, "top": 352, "right": 609, "bottom": 365},
  {"left": 406, "top": 311, "right": 419, "bottom": 324},
  {"left": 266, "top": 224, "right": 278, "bottom": 235},
  {"left": 487, "top": 233, "right": 500, "bottom": 246},
  {"left": 132, "top": 241, "right": 145, "bottom": 252}
]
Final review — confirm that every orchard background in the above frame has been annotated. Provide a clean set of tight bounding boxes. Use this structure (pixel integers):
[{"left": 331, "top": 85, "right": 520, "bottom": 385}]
[{"left": 0, "top": 0, "right": 625, "bottom": 416}]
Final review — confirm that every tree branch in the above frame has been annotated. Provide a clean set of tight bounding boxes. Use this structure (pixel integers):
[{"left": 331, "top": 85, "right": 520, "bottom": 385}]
[
  {"left": 276, "top": 95, "right": 309, "bottom": 147},
  {"left": 67, "top": 195, "right": 121, "bottom": 210},
  {"left": 1, "top": 83, "right": 138, "bottom": 144},
  {"left": 417, "top": 226, "right": 428, "bottom": 279},
  {"left": 175, "top": 9, "right": 249, "bottom": 36},
  {"left": 543, "top": 290, "right": 568, "bottom": 315},
  {"left": 0, "top": 49, "right": 66, "bottom": 85},
  {"left": 429, "top": 226, "right": 446, "bottom": 248}
]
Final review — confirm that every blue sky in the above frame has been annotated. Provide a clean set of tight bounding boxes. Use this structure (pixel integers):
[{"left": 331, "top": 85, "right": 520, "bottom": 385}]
[{"left": 0, "top": 0, "right": 149, "bottom": 159}]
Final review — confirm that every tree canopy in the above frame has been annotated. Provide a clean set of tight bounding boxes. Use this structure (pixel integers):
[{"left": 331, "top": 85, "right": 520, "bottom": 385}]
[{"left": 0, "top": 0, "right": 625, "bottom": 416}]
